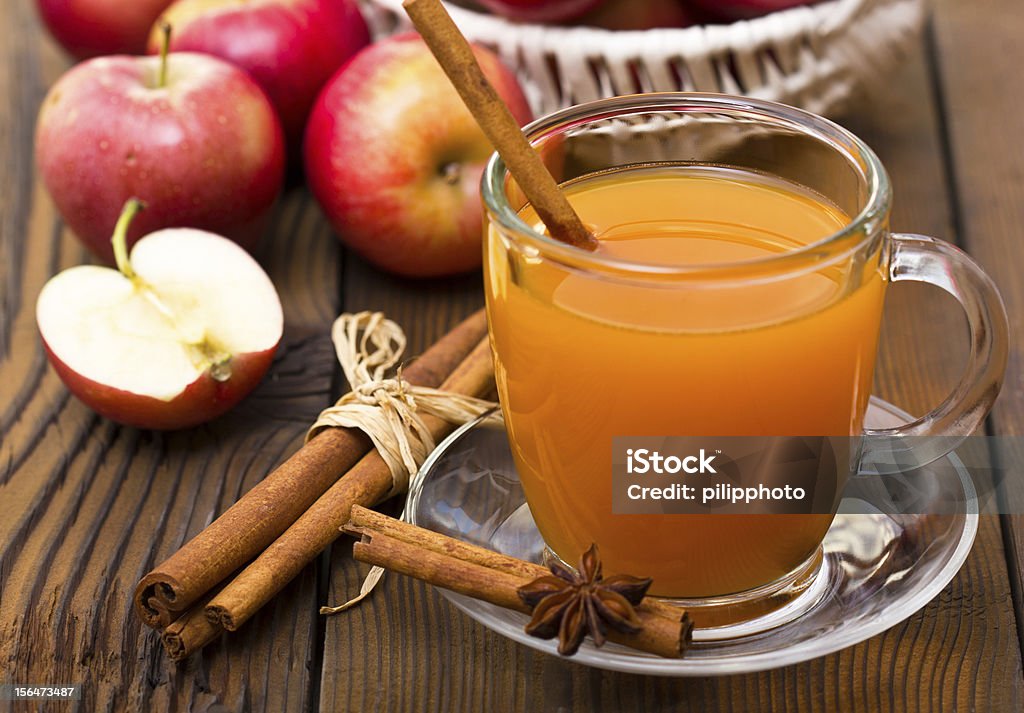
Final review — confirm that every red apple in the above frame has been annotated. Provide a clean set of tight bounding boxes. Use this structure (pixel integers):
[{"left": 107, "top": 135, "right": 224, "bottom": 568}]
[
  {"left": 36, "top": 0, "right": 173, "bottom": 59},
  {"left": 149, "top": 0, "right": 370, "bottom": 144},
  {"left": 35, "top": 43, "right": 285, "bottom": 265},
  {"left": 304, "top": 35, "right": 533, "bottom": 278},
  {"left": 687, "top": 0, "right": 817, "bottom": 21},
  {"left": 579, "top": 0, "right": 697, "bottom": 29},
  {"left": 36, "top": 200, "right": 283, "bottom": 430},
  {"left": 476, "top": 0, "right": 606, "bottom": 23}
]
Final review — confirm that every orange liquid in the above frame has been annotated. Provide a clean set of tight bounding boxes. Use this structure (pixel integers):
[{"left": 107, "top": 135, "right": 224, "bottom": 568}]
[{"left": 485, "top": 165, "right": 887, "bottom": 597}]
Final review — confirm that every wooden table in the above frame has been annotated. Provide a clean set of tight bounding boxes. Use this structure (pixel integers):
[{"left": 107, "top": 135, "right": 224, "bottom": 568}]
[{"left": 3, "top": 1, "right": 1023, "bottom": 710}]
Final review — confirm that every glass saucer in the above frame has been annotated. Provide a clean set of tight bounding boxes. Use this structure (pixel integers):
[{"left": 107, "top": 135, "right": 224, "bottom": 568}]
[{"left": 407, "top": 398, "right": 978, "bottom": 676}]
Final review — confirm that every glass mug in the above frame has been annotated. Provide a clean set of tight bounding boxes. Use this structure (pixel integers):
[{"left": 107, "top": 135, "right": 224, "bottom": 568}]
[{"left": 481, "top": 94, "right": 1008, "bottom": 626}]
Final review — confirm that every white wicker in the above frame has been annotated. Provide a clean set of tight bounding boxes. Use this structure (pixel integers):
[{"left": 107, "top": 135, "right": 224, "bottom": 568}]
[{"left": 358, "top": 0, "right": 924, "bottom": 118}]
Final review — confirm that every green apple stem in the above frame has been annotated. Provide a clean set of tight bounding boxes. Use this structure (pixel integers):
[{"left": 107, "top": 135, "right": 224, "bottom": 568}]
[
  {"left": 112, "top": 198, "right": 146, "bottom": 280},
  {"left": 109, "top": 198, "right": 233, "bottom": 382},
  {"left": 158, "top": 21, "right": 172, "bottom": 89}
]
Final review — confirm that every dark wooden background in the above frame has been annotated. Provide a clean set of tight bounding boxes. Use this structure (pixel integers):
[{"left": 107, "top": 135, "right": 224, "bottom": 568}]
[{"left": 2, "top": 0, "right": 1023, "bottom": 710}]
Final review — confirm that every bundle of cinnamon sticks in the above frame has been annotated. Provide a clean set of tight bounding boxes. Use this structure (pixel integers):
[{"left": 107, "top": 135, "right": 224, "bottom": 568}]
[{"left": 135, "top": 310, "right": 492, "bottom": 660}]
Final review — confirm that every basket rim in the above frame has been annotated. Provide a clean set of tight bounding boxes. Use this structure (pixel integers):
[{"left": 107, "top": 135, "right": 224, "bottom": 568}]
[
  {"left": 362, "top": 0, "right": 924, "bottom": 116},
  {"left": 367, "top": 0, "right": 857, "bottom": 40}
]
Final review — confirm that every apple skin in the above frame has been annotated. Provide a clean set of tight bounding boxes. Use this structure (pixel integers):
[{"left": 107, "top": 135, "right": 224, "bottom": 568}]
[
  {"left": 476, "top": 0, "right": 606, "bottom": 23},
  {"left": 150, "top": 0, "right": 370, "bottom": 145},
  {"left": 688, "top": 0, "right": 817, "bottom": 21},
  {"left": 578, "top": 0, "right": 697, "bottom": 29},
  {"left": 35, "top": 52, "right": 285, "bottom": 264},
  {"left": 304, "top": 35, "right": 533, "bottom": 278},
  {"left": 36, "top": 0, "right": 173, "bottom": 59},
  {"left": 42, "top": 343, "right": 275, "bottom": 430}
]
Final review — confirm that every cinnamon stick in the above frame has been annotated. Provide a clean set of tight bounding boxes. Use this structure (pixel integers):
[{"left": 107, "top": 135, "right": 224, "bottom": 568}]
[
  {"left": 134, "top": 309, "right": 487, "bottom": 629},
  {"left": 205, "top": 338, "right": 496, "bottom": 632},
  {"left": 343, "top": 506, "right": 693, "bottom": 659},
  {"left": 345, "top": 505, "right": 688, "bottom": 625},
  {"left": 403, "top": 0, "right": 598, "bottom": 251},
  {"left": 161, "top": 595, "right": 222, "bottom": 662}
]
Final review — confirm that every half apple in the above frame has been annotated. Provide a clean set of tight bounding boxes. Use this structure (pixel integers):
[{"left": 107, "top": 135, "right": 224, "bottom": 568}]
[{"left": 37, "top": 199, "right": 283, "bottom": 430}]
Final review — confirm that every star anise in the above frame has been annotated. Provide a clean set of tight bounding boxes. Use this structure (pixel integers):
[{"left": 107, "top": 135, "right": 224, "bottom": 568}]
[{"left": 517, "top": 544, "right": 652, "bottom": 656}]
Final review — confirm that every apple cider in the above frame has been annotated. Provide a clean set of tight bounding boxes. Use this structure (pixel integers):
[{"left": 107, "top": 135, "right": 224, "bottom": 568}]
[{"left": 485, "top": 165, "right": 887, "bottom": 597}]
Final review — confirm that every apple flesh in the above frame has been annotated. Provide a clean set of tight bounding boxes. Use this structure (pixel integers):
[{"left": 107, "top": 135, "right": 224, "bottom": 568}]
[
  {"left": 37, "top": 0, "right": 173, "bottom": 59},
  {"left": 304, "top": 35, "right": 533, "bottom": 278},
  {"left": 150, "top": 0, "right": 370, "bottom": 145},
  {"left": 36, "top": 201, "right": 283, "bottom": 430},
  {"left": 35, "top": 51, "right": 285, "bottom": 265},
  {"left": 476, "top": 0, "right": 606, "bottom": 23},
  {"left": 688, "top": 0, "right": 817, "bottom": 21}
]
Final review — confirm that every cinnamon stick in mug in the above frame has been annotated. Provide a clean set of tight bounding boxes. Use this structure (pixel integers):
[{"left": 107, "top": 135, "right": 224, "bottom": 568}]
[
  {"left": 403, "top": 0, "right": 597, "bottom": 250},
  {"left": 134, "top": 309, "right": 487, "bottom": 629}
]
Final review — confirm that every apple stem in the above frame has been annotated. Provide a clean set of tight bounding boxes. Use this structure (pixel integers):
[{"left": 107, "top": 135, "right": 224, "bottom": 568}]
[
  {"left": 158, "top": 21, "right": 172, "bottom": 89},
  {"left": 112, "top": 198, "right": 146, "bottom": 279}
]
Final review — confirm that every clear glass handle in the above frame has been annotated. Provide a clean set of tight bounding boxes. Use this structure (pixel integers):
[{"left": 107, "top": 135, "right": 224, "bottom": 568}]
[{"left": 862, "top": 234, "right": 1009, "bottom": 474}]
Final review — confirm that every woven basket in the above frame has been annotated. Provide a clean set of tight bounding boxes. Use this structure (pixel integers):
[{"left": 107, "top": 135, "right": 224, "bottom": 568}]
[{"left": 359, "top": 0, "right": 924, "bottom": 118}]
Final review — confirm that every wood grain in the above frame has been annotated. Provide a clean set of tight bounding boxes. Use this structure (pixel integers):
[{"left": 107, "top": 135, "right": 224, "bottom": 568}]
[
  {"left": 316, "top": 35, "right": 1023, "bottom": 713},
  {"left": 319, "top": 256, "right": 488, "bottom": 713},
  {"left": 930, "top": 0, "right": 1024, "bottom": 648},
  {"left": 2, "top": 1, "right": 1022, "bottom": 712},
  {"left": 0, "top": 2, "right": 343, "bottom": 709}
]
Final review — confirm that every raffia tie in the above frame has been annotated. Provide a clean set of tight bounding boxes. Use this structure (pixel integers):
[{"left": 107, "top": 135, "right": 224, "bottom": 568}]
[{"left": 310, "top": 311, "right": 501, "bottom": 614}]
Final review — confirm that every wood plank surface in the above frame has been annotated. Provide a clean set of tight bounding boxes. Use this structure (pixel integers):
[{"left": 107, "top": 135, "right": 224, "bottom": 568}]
[
  {"left": 0, "top": 3, "right": 342, "bottom": 710},
  {"left": 1, "top": 1, "right": 1022, "bottom": 712},
  {"left": 318, "top": 260, "right": 488, "bottom": 713},
  {"left": 316, "top": 28, "right": 1024, "bottom": 713},
  {"left": 930, "top": 0, "right": 1024, "bottom": 652}
]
